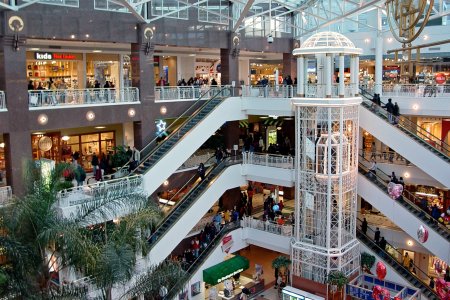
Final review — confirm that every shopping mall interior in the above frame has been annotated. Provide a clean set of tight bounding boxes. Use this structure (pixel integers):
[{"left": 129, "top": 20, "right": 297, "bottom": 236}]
[{"left": 0, "top": 0, "right": 450, "bottom": 299}]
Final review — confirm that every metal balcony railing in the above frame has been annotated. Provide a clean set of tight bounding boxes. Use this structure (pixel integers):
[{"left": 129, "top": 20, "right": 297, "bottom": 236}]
[
  {"left": 154, "top": 85, "right": 231, "bottom": 102},
  {"left": 0, "top": 91, "right": 5, "bottom": 110},
  {"left": 242, "top": 152, "right": 294, "bottom": 169},
  {"left": 28, "top": 87, "right": 139, "bottom": 108},
  {"left": 0, "top": 186, "right": 12, "bottom": 205}
]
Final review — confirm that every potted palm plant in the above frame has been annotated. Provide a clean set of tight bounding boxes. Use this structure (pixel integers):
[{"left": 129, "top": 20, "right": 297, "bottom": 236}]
[
  {"left": 272, "top": 255, "right": 292, "bottom": 275},
  {"left": 361, "top": 252, "right": 376, "bottom": 274},
  {"left": 327, "top": 271, "right": 348, "bottom": 300}
]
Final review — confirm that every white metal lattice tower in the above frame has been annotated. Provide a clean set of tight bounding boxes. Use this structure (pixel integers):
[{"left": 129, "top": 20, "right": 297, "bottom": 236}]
[{"left": 290, "top": 32, "right": 362, "bottom": 285}]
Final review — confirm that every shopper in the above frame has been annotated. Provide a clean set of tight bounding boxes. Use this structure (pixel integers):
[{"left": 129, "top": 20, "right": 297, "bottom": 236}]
[
  {"left": 374, "top": 227, "right": 381, "bottom": 244},
  {"left": 197, "top": 163, "right": 206, "bottom": 180},
  {"left": 361, "top": 218, "right": 368, "bottom": 235},
  {"left": 402, "top": 253, "right": 411, "bottom": 269},
  {"left": 382, "top": 98, "right": 395, "bottom": 124},
  {"left": 91, "top": 153, "right": 99, "bottom": 176},
  {"left": 393, "top": 102, "right": 400, "bottom": 125}
]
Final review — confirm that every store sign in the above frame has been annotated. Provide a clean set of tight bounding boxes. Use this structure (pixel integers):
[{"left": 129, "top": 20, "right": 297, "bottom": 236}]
[
  {"left": 221, "top": 234, "right": 233, "bottom": 253},
  {"left": 435, "top": 73, "right": 446, "bottom": 84},
  {"left": 34, "top": 52, "right": 77, "bottom": 60}
]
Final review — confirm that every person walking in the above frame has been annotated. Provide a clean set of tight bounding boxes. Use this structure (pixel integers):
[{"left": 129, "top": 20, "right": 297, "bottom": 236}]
[
  {"left": 215, "top": 147, "right": 223, "bottom": 164},
  {"left": 402, "top": 253, "right": 411, "bottom": 270},
  {"left": 91, "top": 153, "right": 99, "bottom": 177},
  {"left": 361, "top": 218, "right": 368, "bottom": 235},
  {"left": 75, "top": 165, "right": 86, "bottom": 187},
  {"left": 132, "top": 146, "right": 140, "bottom": 168},
  {"left": 197, "top": 163, "right": 206, "bottom": 180},
  {"left": 368, "top": 159, "right": 377, "bottom": 177},
  {"left": 393, "top": 102, "right": 400, "bottom": 125}
]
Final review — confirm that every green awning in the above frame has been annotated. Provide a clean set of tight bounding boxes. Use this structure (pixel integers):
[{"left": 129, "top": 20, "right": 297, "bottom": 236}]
[{"left": 203, "top": 256, "right": 250, "bottom": 285}]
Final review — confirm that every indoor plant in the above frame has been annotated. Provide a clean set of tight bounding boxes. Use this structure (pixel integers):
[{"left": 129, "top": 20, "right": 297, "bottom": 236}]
[{"left": 327, "top": 271, "right": 348, "bottom": 300}]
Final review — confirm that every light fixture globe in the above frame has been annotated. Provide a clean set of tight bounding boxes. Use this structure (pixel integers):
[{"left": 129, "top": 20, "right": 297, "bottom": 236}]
[
  {"left": 128, "top": 108, "right": 136, "bottom": 118},
  {"left": 86, "top": 111, "right": 95, "bottom": 121},
  {"left": 38, "top": 114, "right": 48, "bottom": 125}
]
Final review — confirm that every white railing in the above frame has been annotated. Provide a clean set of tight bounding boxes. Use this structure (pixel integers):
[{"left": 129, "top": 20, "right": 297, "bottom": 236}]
[
  {"left": 304, "top": 83, "right": 357, "bottom": 98},
  {"left": 364, "top": 83, "right": 450, "bottom": 98},
  {"left": 242, "top": 152, "right": 294, "bottom": 169},
  {"left": 28, "top": 87, "right": 139, "bottom": 107},
  {"left": 56, "top": 175, "right": 143, "bottom": 207},
  {"left": 0, "top": 186, "right": 12, "bottom": 205},
  {"left": 241, "top": 85, "right": 295, "bottom": 98},
  {"left": 0, "top": 91, "right": 5, "bottom": 110},
  {"left": 241, "top": 216, "right": 293, "bottom": 237},
  {"left": 23, "top": 0, "right": 79, "bottom": 7},
  {"left": 155, "top": 86, "right": 228, "bottom": 102}
]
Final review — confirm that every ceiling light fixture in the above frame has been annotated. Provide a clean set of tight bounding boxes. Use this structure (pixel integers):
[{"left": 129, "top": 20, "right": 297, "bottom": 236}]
[
  {"left": 61, "top": 136, "right": 70, "bottom": 141},
  {"left": 95, "top": 126, "right": 106, "bottom": 129}
]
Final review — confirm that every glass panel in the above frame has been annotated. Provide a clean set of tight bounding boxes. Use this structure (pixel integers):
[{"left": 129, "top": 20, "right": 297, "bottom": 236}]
[
  {"left": 81, "top": 134, "right": 99, "bottom": 144},
  {"left": 101, "top": 132, "right": 114, "bottom": 140}
]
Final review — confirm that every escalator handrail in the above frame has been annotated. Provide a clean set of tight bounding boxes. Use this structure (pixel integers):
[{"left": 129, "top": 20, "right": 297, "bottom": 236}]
[
  {"left": 356, "top": 218, "right": 437, "bottom": 297},
  {"left": 163, "top": 222, "right": 241, "bottom": 299},
  {"left": 159, "top": 155, "right": 216, "bottom": 212},
  {"left": 148, "top": 156, "right": 241, "bottom": 247},
  {"left": 125, "top": 85, "right": 231, "bottom": 173},
  {"left": 358, "top": 158, "right": 450, "bottom": 236},
  {"left": 359, "top": 87, "right": 450, "bottom": 158}
]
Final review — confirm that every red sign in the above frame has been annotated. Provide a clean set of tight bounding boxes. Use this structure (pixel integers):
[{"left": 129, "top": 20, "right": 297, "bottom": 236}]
[
  {"left": 221, "top": 235, "right": 233, "bottom": 253},
  {"left": 52, "top": 53, "right": 76, "bottom": 60},
  {"left": 435, "top": 73, "right": 446, "bottom": 84}
]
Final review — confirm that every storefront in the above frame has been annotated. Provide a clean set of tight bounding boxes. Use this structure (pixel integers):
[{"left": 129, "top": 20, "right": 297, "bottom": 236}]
[
  {"left": 31, "top": 129, "right": 118, "bottom": 172},
  {"left": 27, "top": 51, "right": 125, "bottom": 90},
  {"left": 203, "top": 255, "right": 265, "bottom": 300},
  {"left": 250, "top": 62, "right": 283, "bottom": 85}
]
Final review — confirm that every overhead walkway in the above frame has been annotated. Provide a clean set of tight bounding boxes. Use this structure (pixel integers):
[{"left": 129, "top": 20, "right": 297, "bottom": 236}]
[
  {"left": 358, "top": 158, "right": 450, "bottom": 264},
  {"left": 356, "top": 218, "right": 437, "bottom": 299},
  {"left": 359, "top": 89, "right": 450, "bottom": 187}
]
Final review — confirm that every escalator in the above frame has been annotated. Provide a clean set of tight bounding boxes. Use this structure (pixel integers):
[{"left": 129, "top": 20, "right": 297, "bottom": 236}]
[
  {"left": 359, "top": 88, "right": 450, "bottom": 187},
  {"left": 358, "top": 157, "right": 450, "bottom": 263},
  {"left": 145, "top": 158, "right": 247, "bottom": 266},
  {"left": 163, "top": 222, "right": 241, "bottom": 300},
  {"left": 356, "top": 218, "right": 437, "bottom": 299},
  {"left": 131, "top": 86, "right": 246, "bottom": 194}
]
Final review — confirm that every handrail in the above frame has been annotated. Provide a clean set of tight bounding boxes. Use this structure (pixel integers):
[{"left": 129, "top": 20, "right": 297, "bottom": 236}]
[
  {"left": 358, "top": 155, "right": 450, "bottom": 236},
  {"left": 158, "top": 155, "right": 216, "bottom": 212},
  {"left": 147, "top": 156, "right": 240, "bottom": 246},
  {"left": 360, "top": 149, "right": 411, "bottom": 166},
  {"left": 163, "top": 222, "right": 240, "bottom": 299},
  {"left": 360, "top": 87, "right": 450, "bottom": 159},
  {"left": 356, "top": 218, "right": 437, "bottom": 297},
  {"left": 125, "top": 86, "right": 231, "bottom": 174}
]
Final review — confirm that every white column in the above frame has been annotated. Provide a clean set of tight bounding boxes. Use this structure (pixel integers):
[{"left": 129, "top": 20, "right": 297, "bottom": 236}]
[
  {"left": 350, "top": 55, "right": 356, "bottom": 96},
  {"left": 119, "top": 54, "right": 124, "bottom": 90},
  {"left": 339, "top": 54, "right": 345, "bottom": 97},
  {"left": 325, "top": 54, "right": 332, "bottom": 97},
  {"left": 82, "top": 53, "right": 87, "bottom": 89},
  {"left": 298, "top": 56, "right": 304, "bottom": 96},
  {"left": 355, "top": 56, "right": 360, "bottom": 95},
  {"left": 375, "top": 7, "right": 383, "bottom": 95}
]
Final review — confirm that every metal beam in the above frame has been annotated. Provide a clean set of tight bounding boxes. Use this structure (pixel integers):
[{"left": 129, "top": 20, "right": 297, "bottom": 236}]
[
  {"left": 232, "top": 0, "right": 256, "bottom": 32},
  {"left": 110, "top": 0, "right": 147, "bottom": 22}
]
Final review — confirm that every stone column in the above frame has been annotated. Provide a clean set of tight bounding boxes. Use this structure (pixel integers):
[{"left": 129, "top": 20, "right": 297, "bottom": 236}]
[
  {"left": 283, "top": 52, "right": 297, "bottom": 80},
  {"left": 0, "top": 37, "right": 30, "bottom": 195},
  {"left": 131, "top": 24, "right": 156, "bottom": 149}
]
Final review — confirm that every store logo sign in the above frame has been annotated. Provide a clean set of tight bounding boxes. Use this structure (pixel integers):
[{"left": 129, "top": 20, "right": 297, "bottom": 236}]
[
  {"left": 221, "top": 235, "right": 233, "bottom": 253},
  {"left": 34, "top": 52, "right": 77, "bottom": 60},
  {"left": 35, "top": 52, "right": 53, "bottom": 60}
]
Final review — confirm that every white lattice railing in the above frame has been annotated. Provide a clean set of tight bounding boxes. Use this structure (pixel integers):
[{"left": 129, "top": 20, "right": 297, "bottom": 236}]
[
  {"left": 241, "top": 85, "right": 295, "bottom": 98},
  {"left": 242, "top": 152, "right": 294, "bottom": 169},
  {"left": 28, "top": 87, "right": 139, "bottom": 107},
  {"left": 364, "top": 84, "right": 450, "bottom": 98},
  {"left": 0, "top": 186, "right": 12, "bottom": 205},
  {"left": 0, "top": 91, "right": 5, "bottom": 110},
  {"left": 56, "top": 175, "right": 143, "bottom": 207},
  {"left": 154, "top": 86, "right": 230, "bottom": 102},
  {"left": 241, "top": 216, "right": 293, "bottom": 237}
]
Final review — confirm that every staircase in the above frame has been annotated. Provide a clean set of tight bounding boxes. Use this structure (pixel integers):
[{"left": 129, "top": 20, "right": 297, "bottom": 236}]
[
  {"left": 358, "top": 160, "right": 450, "bottom": 263},
  {"left": 359, "top": 88, "right": 450, "bottom": 186},
  {"left": 356, "top": 219, "right": 437, "bottom": 299}
]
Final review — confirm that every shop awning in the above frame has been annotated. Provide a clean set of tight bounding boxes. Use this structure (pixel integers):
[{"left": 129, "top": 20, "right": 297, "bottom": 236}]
[{"left": 203, "top": 256, "right": 250, "bottom": 285}]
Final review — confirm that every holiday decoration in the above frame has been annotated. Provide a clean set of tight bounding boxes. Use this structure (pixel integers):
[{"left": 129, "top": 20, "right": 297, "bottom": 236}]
[
  {"left": 387, "top": 182, "right": 403, "bottom": 200},
  {"left": 372, "top": 285, "right": 390, "bottom": 300},
  {"left": 436, "top": 278, "right": 450, "bottom": 300},
  {"left": 376, "top": 262, "right": 387, "bottom": 280},
  {"left": 417, "top": 225, "right": 429, "bottom": 243}
]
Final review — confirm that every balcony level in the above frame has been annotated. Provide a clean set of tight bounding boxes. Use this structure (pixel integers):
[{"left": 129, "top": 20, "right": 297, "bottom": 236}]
[{"left": 28, "top": 87, "right": 139, "bottom": 109}]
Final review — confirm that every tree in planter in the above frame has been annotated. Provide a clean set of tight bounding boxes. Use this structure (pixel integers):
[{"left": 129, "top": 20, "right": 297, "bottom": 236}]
[
  {"left": 361, "top": 252, "right": 376, "bottom": 274},
  {"left": 272, "top": 256, "right": 292, "bottom": 287},
  {"left": 0, "top": 161, "right": 185, "bottom": 299},
  {"left": 110, "top": 146, "right": 130, "bottom": 169},
  {"left": 327, "top": 271, "right": 349, "bottom": 300}
]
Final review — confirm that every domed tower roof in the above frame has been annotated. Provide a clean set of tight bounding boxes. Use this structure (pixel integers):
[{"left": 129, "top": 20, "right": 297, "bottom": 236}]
[{"left": 293, "top": 31, "right": 362, "bottom": 55}]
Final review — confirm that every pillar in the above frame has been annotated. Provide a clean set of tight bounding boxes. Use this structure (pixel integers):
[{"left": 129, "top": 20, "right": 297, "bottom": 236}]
[
  {"left": 220, "top": 36, "right": 240, "bottom": 88},
  {"left": 0, "top": 37, "right": 30, "bottom": 195},
  {"left": 298, "top": 56, "right": 304, "bottom": 96},
  {"left": 339, "top": 54, "right": 345, "bottom": 97},
  {"left": 355, "top": 56, "right": 360, "bottom": 96},
  {"left": 375, "top": 7, "right": 383, "bottom": 95},
  {"left": 283, "top": 52, "right": 297, "bottom": 81},
  {"left": 350, "top": 55, "right": 356, "bottom": 96},
  {"left": 325, "top": 54, "right": 332, "bottom": 97},
  {"left": 131, "top": 25, "right": 156, "bottom": 148}
]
